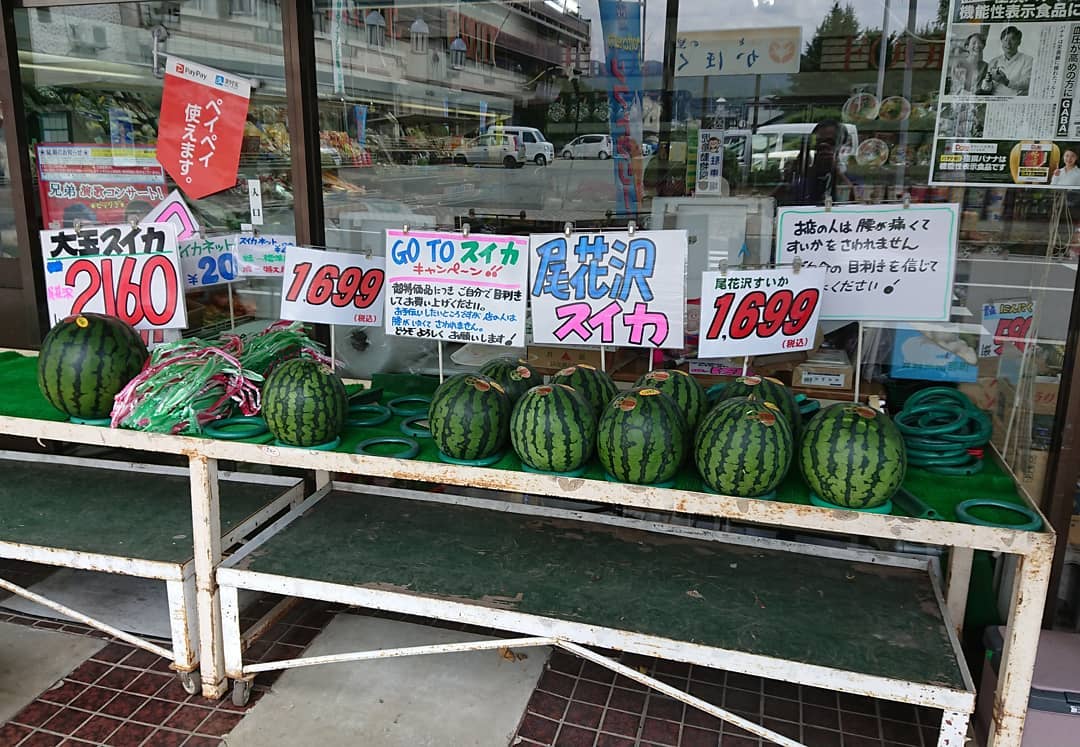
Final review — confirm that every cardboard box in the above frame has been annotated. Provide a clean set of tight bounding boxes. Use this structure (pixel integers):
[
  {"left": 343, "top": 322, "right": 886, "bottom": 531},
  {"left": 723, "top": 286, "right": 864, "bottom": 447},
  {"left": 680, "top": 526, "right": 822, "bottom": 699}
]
[
  {"left": 525, "top": 345, "right": 638, "bottom": 374},
  {"left": 998, "top": 377, "right": 1060, "bottom": 416},
  {"left": 792, "top": 349, "right": 853, "bottom": 391},
  {"left": 958, "top": 377, "right": 999, "bottom": 412}
]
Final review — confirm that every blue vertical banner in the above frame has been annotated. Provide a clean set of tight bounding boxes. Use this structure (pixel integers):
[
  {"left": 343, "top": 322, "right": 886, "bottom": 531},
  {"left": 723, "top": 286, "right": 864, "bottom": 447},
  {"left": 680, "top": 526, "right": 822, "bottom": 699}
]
[
  {"left": 598, "top": 0, "right": 643, "bottom": 215},
  {"left": 479, "top": 101, "right": 488, "bottom": 134},
  {"left": 354, "top": 105, "right": 368, "bottom": 148}
]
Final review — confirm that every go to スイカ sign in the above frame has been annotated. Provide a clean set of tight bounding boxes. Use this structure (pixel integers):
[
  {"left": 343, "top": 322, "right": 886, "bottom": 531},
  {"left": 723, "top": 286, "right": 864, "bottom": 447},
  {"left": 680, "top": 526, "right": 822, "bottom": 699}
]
[{"left": 528, "top": 230, "right": 686, "bottom": 348}]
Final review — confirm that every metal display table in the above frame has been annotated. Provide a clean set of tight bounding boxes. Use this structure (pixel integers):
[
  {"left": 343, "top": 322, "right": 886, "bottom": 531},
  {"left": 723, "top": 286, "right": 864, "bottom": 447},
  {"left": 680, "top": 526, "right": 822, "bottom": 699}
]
[
  {"left": 0, "top": 413, "right": 1055, "bottom": 747},
  {"left": 0, "top": 449, "right": 302, "bottom": 693}
]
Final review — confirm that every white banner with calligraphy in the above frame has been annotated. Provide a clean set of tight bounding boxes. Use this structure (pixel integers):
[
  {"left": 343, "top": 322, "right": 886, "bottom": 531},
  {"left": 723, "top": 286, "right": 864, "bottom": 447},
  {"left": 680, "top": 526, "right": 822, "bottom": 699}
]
[{"left": 676, "top": 27, "right": 802, "bottom": 77}]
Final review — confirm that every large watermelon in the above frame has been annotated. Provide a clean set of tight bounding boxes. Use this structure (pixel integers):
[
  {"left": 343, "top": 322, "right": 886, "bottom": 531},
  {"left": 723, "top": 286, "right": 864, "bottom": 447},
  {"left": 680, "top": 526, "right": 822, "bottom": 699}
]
[
  {"left": 634, "top": 369, "right": 708, "bottom": 431},
  {"left": 551, "top": 364, "right": 619, "bottom": 415},
  {"left": 719, "top": 376, "right": 800, "bottom": 438},
  {"left": 510, "top": 384, "right": 596, "bottom": 473},
  {"left": 694, "top": 397, "right": 792, "bottom": 497},
  {"left": 478, "top": 357, "right": 539, "bottom": 404},
  {"left": 429, "top": 373, "right": 511, "bottom": 461},
  {"left": 799, "top": 403, "right": 907, "bottom": 509},
  {"left": 597, "top": 387, "right": 687, "bottom": 485},
  {"left": 263, "top": 358, "right": 348, "bottom": 447},
  {"left": 37, "top": 313, "right": 148, "bottom": 420}
]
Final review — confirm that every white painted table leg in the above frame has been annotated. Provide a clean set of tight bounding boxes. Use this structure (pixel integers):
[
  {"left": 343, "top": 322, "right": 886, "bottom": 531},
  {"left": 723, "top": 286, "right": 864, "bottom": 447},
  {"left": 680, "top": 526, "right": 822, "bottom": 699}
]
[
  {"left": 220, "top": 583, "right": 244, "bottom": 681},
  {"left": 936, "top": 710, "right": 970, "bottom": 747},
  {"left": 165, "top": 575, "right": 198, "bottom": 673},
  {"left": 190, "top": 455, "right": 225, "bottom": 699},
  {"left": 314, "top": 469, "right": 331, "bottom": 491},
  {"left": 988, "top": 537, "right": 1054, "bottom": 747},
  {"left": 946, "top": 547, "right": 974, "bottom": 636}
]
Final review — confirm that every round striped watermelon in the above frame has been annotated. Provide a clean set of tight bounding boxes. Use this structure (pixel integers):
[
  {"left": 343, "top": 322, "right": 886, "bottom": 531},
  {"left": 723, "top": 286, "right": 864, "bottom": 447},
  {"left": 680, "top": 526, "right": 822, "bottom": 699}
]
[
  {"left": 429, "top": 373, "right": 511, "bottom": 461},
  {"left": 634, "top": 370, "right": 708, "bottom": 431},
  {"left": 478, "top": 357, "right": 539, "bottom": 404},
  {"left": 597, "top": 387, "right": 687, "bottom": 485},
  {"left": 262, "top": 358, "right": 348, "bottom": 447},
  {"left": 37, "top": 313, "right": 148, "bottom": 420},
  {"left": 694, "top": 397, "right": 792, "bottom": 497},
  {"left": 551, "top": 364, "right": 618, "bottom": 415},
  {"left": 510, "top": 384, "right": 596, "bottom": 473},
  {"left": 719, "top": 376, "right": 800, "bottom": 439},
  {"left": 799, "top": 403, "right": 907, "bottom": 509}
]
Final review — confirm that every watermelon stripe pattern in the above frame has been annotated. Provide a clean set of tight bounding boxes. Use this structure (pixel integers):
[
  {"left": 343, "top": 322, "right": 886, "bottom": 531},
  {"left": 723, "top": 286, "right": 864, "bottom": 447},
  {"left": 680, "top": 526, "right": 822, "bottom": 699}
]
[
  {"left": 263, "top": 358, "right": 348, "bottom": 447},
  {"left": 429, "top": 373, "right": 511, "bottom": 461},
  {"left": 510, "top": 384, "right": 596, "bottom": 472},
  {"left": 597, "top": 388, "right": 687, "bottom": 485},
  {"left": 634, "top": 370, "right": 708, "bottom": 431},
  {"left": 478, "top": 357, "right": 538, "bottom": 404},
  {"left": 719, "top": 376, "right": 800, "bottom": 439},
  {"left": 552, "top": 364, "right": 619, "bottom": 415},
  {"left": 799, "top": 403, "right": 907, "bottom": 508},
  {"left": 694, "top": 397, "right": 792, "bottom": 497},
  {"left": 37, "top": 313, "right": 147, "bottom": 420}
]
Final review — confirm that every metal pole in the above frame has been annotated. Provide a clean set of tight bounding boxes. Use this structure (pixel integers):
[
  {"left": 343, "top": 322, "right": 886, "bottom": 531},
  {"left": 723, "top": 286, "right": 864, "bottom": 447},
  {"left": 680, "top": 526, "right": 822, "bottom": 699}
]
[
  {"left": 658, "top": 0, "right": 681, "bottom": 145},
  {"left": 875, "top": 0, "right": 891, "bottom": 103}
]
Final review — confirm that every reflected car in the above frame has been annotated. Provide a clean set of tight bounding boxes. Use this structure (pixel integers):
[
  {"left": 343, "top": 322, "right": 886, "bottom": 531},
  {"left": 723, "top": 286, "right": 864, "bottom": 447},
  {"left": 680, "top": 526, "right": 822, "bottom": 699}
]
[
  {"left": 452, "top": 134, "right": 526, "bottom": 168},
  {"left": 560, "top": 134, "right": 613, "bottom": 160}
]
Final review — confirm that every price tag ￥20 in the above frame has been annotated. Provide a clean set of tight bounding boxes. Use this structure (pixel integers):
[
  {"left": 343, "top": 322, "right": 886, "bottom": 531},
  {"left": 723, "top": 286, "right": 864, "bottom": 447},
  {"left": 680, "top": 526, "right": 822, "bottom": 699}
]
[
  {"left": 279, "top": 245, "right": 385, "bottom": 326},
  {"left": 697, "top": 267, "right": 825, "bottom": 358}
]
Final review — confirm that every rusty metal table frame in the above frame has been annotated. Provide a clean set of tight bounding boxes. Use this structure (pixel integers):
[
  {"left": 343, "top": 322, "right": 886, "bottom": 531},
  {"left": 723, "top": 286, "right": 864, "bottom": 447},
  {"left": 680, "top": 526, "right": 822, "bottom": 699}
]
[{"left": 0, "top": 416, "right": 1054, "bottom": 747}]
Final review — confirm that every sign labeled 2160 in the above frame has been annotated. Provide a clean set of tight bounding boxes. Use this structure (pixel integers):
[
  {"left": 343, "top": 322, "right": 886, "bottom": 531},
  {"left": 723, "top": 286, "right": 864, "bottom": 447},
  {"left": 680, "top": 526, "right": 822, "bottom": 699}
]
[
  {"left": 697, "top": 268, "right": 826, "bottom": 358},
  {"left": 279, "top": 246, "right": 385, "bottom": 326}
]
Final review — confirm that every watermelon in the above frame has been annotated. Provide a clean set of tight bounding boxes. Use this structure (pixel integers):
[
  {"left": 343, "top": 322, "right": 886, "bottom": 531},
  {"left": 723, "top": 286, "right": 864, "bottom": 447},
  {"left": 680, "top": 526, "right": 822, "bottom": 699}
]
[
  {"left": 551, "top": 364, "right": 618, "bottom": 414},
  {"left": 37, "top": 313, "right": 148, "bottom": 420},
  {"left": 597, "top": 387, "right": 687, "bottom": 485},
  {"left": 719, "top": 376, "right": 800, "bottom": 438},
  {"left": 694, "top": 397, "right": 792, "bottom": 497},
  {"left": 799, "top": 403, "right": 907, "bottom": 509},
  {"left": 429, "top": 373, "right": 511, "bottom": 461},
  {"left": 510, "top": 384, "right": 596, "bottom": 473},
  {"left": 478, "top": 357, "right": 539, "bottom": 404},
  {"left": 634, "top": 369, "right": 708, "bottom": 431},
  {"left": 262, "top": 358, "right": 348, "bottom": 447}
]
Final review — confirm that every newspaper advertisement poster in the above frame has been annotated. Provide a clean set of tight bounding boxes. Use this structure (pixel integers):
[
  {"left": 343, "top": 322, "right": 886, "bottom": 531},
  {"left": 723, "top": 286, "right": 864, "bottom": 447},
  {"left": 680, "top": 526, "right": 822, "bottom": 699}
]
[{"left": 930, "top": 1, "right": 1080, "bottom": 188}]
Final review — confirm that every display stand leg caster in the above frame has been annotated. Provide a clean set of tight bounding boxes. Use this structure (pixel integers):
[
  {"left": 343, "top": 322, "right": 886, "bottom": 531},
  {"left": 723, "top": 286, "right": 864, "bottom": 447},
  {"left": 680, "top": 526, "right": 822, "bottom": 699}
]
[
  {"left": 179, "top": 670, "right": 202, "bottom": 696},
  {"left": 232, "top": 677, "right": 254, "bottom": 707}
]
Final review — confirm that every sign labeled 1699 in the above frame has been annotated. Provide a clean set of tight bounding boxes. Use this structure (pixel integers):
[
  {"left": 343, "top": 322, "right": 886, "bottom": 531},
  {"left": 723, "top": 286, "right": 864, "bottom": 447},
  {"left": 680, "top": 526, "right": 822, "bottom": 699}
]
[
  {"left": 279, "top": 245, "right": 385, "bottom": 327},
  {"left": 697, "top": 268, "right": 825, "bottom": 358}
]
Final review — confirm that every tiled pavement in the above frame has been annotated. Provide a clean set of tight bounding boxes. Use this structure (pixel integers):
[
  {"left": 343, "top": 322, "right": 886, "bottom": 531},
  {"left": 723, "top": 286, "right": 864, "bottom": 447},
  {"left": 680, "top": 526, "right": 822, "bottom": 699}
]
[{"left": 0, "top": 562, "right": 953, "bottom": 747}]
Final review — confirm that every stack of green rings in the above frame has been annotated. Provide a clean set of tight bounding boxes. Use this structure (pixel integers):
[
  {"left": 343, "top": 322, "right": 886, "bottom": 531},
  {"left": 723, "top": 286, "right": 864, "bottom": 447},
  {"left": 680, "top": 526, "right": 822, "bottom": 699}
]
[{"left": 895, "top": 387, "right": 991, "bottom": 476}]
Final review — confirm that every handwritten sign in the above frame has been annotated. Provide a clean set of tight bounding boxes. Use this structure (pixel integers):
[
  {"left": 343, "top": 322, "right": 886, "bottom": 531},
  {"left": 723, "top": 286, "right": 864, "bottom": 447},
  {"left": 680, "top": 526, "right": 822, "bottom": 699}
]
[
  {"left": 698, "top": 268, "right": 825, "bottom": 358},
  {"left": 179, "top": 234, "right": 238, "bottom": 289},
  {"left": 384, "top": 230, "right": 528, "bottom": 345},
  {"left": 40, "top": 222, "right": 187, "bottom": 330},
  {"left": 528, "top": 230, "right": 686, "bottom": 348},
  {"left": 980, "top": 299, "right": 1035, "bottom": 358},
  {"left": 776, "top": 203, "right": 959, "bottom": 322},
  {"left": 236, "top": 234, "right": 296, "bottom": 276},
  {"left": 281, "top": 245, "right": 384, "bottom": 326},
  {"left": 676, "top": 27, "right": 802, "bottom": 78}
]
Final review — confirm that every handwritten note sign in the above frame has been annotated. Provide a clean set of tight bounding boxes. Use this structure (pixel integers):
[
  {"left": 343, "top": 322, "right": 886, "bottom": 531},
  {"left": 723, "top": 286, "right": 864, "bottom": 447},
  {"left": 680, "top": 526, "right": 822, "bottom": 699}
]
[
  {"left": 384, "top": 230, "right": 528, "bottom": 345},
  {"left": 675, "top": 27, "right": 802, "bottom": 78},
  {"left": 40, "top": 222, "right": 187, "bottom": 330},
  {"left": 776, "top": 203, "right": 959, "bottom": 322},
  {"left": 236, "top": 234, "right": 296, "bottom": 277},
  {"left": 528, "top": 230, "right": 686, "bottom": 348},
  {"left": 698, "top": 268, "right": 825, "bottom": 358},
  {"left": 179, "top": 234, "right": 238, "bottom": 289},
  {"left": 281, "top": 245, "right": 385, "bottom": 326}
]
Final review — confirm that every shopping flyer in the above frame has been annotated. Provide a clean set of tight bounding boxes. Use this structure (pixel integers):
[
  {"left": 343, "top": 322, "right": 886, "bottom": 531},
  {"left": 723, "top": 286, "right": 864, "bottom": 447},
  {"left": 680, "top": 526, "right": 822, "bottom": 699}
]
[{"left": 930, "top": 1, "right": 1080, "bottom": 188}]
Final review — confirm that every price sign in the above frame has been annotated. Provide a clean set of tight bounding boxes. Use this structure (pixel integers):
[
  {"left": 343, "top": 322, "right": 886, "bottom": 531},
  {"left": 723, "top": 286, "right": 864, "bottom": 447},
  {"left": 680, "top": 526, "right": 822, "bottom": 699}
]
[
  {"left": 697, "top": 268, "right": 824, "bottom": 358},
  {"left": 40, "top": 222, "right": 187, "bottom": 330},
  {"left": 179, "top": 234, "right": 239, "bottom": 289},
  {"left": 236, "top": 233, "right": 295, "bottom": 276},
  {"left": 980, "top": 299, "right": 1035, "bottom": 358},
  {"left": 280, "top": 245, "right": 385, "bottom": 326}
]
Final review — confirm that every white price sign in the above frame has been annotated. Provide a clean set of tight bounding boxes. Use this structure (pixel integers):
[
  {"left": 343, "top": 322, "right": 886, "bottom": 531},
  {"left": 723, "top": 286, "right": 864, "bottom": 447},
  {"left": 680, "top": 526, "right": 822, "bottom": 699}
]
[
  {"left": 280, "top": 245, "right": 385, "bottom": 326},
  {"left": 40, "top": 222, "right": 187, "bottom": 331},
  {"left": 776, "top": 203, "right": 959, "bottom": 322},
  {"left": 179, "top": 234, "right": 239, "bottom": 289},
  {"left": 236, "top": 234, "right": 296, "bottom": 277},
  {"left": 697, "top": 268, "right": 825, "bottom": 358}
]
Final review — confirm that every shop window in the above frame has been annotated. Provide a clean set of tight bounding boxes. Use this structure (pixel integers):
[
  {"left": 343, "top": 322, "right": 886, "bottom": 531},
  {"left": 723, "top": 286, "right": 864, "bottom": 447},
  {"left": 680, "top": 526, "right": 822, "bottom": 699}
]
[{"left": 229, "top": 0, "right": 255, "bottom": 17}]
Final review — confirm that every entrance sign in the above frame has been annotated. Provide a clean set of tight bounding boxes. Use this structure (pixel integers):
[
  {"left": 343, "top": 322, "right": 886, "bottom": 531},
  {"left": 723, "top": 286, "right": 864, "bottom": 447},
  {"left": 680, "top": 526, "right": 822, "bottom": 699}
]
[
  {"left": 157, "top": 57, "right": 251, "bottom": 199},
  {"left": 529, "top": 230, "right": 686, "bottom": 348},
  {"left": 40, "top": 222, "right": 187, "bottom": 330},
  {"left": 384, "top": 230, "right": 528, "bottom": 345},
  {"left": 281, "top": 246, "right": 385, "bottom": 326},
  {"left": 776, "top": 203, "right": 959, "bottom": 322},
  {"left": 698, "top": 268, "right": 825, "bottom": 358}
]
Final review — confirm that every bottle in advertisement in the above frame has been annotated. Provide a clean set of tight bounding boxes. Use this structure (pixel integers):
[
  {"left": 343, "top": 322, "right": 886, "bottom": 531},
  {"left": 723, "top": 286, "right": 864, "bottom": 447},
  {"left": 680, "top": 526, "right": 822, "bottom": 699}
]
[{"left": 985, "top": 188, "right": 1007, "bottom": 222}]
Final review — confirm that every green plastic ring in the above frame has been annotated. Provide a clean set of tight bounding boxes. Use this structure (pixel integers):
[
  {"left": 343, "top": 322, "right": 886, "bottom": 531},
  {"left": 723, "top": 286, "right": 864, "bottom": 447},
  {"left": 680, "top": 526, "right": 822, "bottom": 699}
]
[
  {"left": 204, "top": 417, "right": 269, "bottom": 440},
  {"left": 700, "top": 484, "right": 777, "bottom": 500},
  {"left": 399, "top": 416, "right": 432, "bottom": 438},
  {"left": 955, "top": 499, "right": 1042, "bottom": 531},
  {"left": 905, "top": 387, "right": 975, "bottom": 410},
  {"left": 922, "top": 457, "right": 985, "bottom": 477},
  {"left": 349, "top": 387, "right": 384, "bottom": 405},
  {"left": 603, "top": 472, "right": 677, "bottom": 489},
  {"left": 521, "top": 463, "right": 588, "bottom": 478},
  {"left": 355, "top": 437, "right": 420, "bottom": 460},
  {"left": 388, "top": 395, "right": 432, "bottom": 417},
  {"left": 69, "top": 416, "right": 112, "bottom": 426},
  {"left": 438, "top": 450, "right": 504, "bottom": 466},
  {"left": 274, "top": 436, "right": 341, "bottom": 451},
  {"left": 809, "top": 492, "right": 893, "bottom": 514},
  {"left": 346, "top": 404, "right": 392, "bottom": 427}
]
